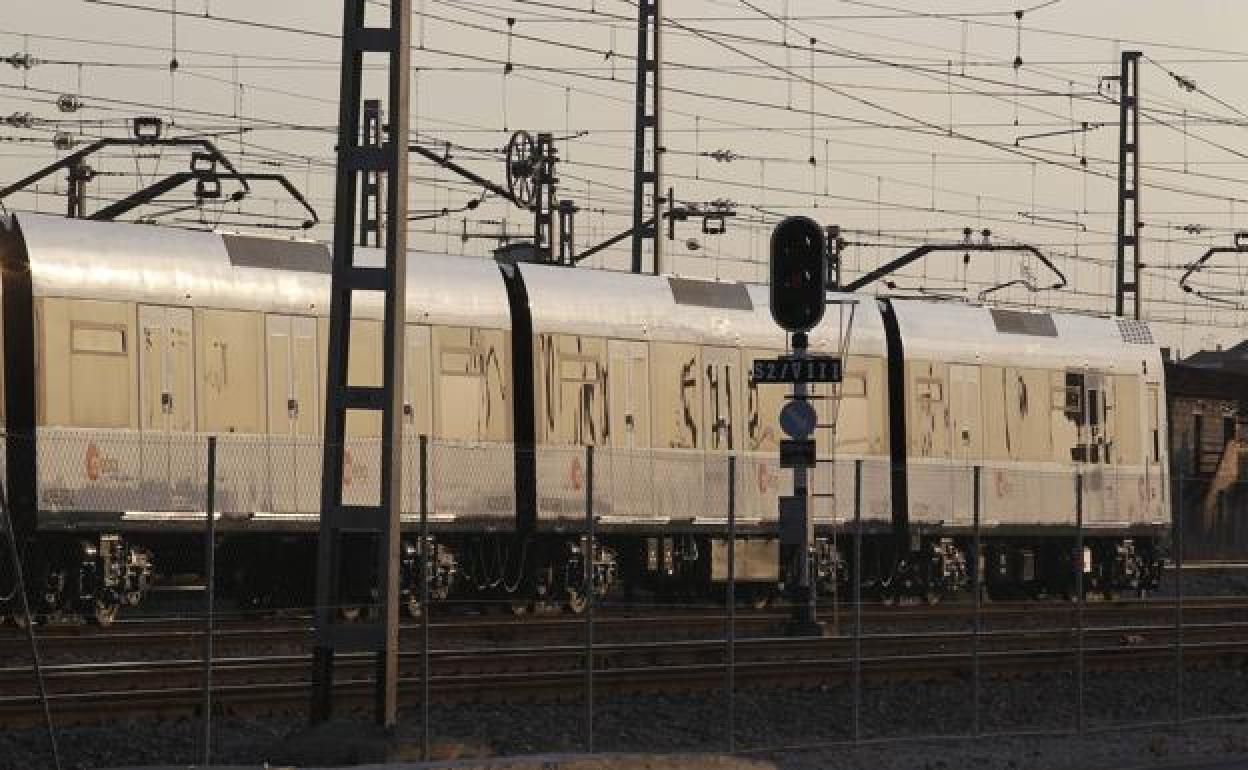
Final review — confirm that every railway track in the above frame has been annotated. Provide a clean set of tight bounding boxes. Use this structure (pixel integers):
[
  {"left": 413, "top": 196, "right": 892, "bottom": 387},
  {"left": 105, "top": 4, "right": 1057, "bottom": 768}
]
[
  {"left": 3, "top": 595, "right": 1245, "bottom": 659},
  {"left": 3, "top": 617, "right": 1246, "bottom": 727}
]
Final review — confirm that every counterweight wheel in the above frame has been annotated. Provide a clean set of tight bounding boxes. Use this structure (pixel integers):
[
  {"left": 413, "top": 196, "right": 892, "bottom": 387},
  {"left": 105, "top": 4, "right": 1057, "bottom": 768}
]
[{"left": 505, "top": 130, "right": 538, "bottom": 208}]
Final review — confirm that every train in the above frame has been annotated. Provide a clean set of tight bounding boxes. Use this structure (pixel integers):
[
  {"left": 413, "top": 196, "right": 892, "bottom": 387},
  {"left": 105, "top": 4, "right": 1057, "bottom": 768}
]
[{"left": 0, "top": 212, "right": 1170, "bottom": 624}]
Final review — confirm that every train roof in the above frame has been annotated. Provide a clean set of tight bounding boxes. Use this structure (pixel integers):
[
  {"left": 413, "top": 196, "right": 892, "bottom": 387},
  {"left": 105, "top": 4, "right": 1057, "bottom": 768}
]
[
  {"left": 889, "top": 298, "right": 1162, "bottom": 376},
  {"left": 2, "top": 214, "right": 1161, "bottom": 372},
  {"left": 518, "top": 257, "right": 880, "bottom": 351},
  {"left": 8, "top": 212, "right": 512, "bottom": 329},
  {"left": 5, "top": 213, "right": 879, "bottom": 351}
]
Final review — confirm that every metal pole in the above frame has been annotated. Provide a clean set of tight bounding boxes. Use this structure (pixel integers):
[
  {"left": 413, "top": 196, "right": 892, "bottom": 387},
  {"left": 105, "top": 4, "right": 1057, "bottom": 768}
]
[
  {"left": 1075, "top": 471, "right": 1085, "bottom": 736},
  {"left": 852, "top": 458, "right": 862, "bottom": 746},
  {"left": 0, "top": 481, "right": 60, "bottom": 770},
  {"left": 651, "top": 0, "right": 663, "bottom": 276},
  {"left": 201, "top": 436, "right": 217, "bottom": 768},
  {"left": 726, "top": 454, "right": 736, "bottom": 754},
  {"left": 419, "top": 435, "right": 431, "bottom": 761},
  {"left": 630, "top": 0, "right": 661, "bottom": 274},
  {"left": 584, "top": 444, "right": 595, "bottom": 753},
  {"left": 314, "top": 0, "right": 411, "bottom": 728},
  {"left": 971, "top": 465, "right": 981, "bottom": 738},
  {"left": 792, "top": 333, "right": 816, "bottom": 630},
  {"left": 1115, "top": 51, "right": 1142, "bottom": 319},
  {"left": 630, "top": 0, "right": 651, "bottom": 274},
  {"left": 1130, "top": 51, "right": 1141, "bottom": 320},
  {"left": 1174, "top": 470, "right": 1184, "bottom": 724}
]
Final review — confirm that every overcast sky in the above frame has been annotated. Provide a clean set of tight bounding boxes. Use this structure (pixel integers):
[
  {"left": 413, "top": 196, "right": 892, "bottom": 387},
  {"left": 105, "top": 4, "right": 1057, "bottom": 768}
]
[{"left": 4, "top": 0, "right": 1248, "bottom": 352}]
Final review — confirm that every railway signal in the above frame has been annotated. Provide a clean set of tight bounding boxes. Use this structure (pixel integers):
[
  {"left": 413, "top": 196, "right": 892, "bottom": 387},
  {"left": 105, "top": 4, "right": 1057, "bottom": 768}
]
[
  {"left": 769, "top": 215, "right": 826, "bottom": 333},
  {"left": 760, "top": 216, "right": 835, "bottom": 636}
]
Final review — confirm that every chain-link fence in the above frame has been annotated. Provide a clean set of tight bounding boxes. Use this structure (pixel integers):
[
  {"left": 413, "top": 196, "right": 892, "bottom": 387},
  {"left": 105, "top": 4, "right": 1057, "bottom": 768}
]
[{"left": 2, "top": 432, "right": 1247, "bottom": 768}]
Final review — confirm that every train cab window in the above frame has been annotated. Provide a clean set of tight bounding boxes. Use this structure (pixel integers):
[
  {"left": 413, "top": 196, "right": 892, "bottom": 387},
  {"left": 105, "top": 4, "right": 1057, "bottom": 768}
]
[
  {"left": 71, "top": 324, "right": 127, "bottom": 355},
  {"left": 1062, "top": 372, "right": 1084, "bottom": 420}
]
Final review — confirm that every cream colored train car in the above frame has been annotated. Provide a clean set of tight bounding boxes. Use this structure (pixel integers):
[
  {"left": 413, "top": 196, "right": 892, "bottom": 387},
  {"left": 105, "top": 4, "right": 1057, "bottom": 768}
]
[{"left": 0, "top": 213, "right": 1168, "bottom": 622}]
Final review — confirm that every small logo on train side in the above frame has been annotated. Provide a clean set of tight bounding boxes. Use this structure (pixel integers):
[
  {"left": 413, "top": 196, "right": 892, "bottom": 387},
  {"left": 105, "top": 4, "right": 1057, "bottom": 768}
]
[
  {"left": 84, "top": 442, "right": 120, "bottom": 481},
  {"left": 86, "top": 443, "right": 102, "bottom": 481}
]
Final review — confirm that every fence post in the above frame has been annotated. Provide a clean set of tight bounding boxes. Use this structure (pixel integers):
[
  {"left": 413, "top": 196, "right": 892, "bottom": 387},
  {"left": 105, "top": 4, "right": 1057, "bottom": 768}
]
[
  {"left": 726, "top": 454, "right": 736, "bottom": 755},
  {"left": 419, "top": 435, "right": 431, "bottom": 761},
  {"left": 1174, "top": 471, "right": 1184, "bottom": 725},
  {"left": 852, "top": 459, "right": 862, "bottom": 746},
  {"left": 971, "top": 465, "right": 981, "bottom": 738},
  {"left": 584, "top": 444, "right": 595, "bottom": 753},
  {"left": 0, "top": 467, "right": 60, "bottom": 770},
  {"left": 202, "top": 436, "right": 217, "bottom": 769},
  {"left": 1075, "top": 470, "right": 1085, "bottom": 736}
]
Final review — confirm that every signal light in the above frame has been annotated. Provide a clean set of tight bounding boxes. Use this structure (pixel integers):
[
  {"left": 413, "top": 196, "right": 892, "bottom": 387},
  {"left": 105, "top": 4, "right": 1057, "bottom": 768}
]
[{"left": 769, "top": 216, "right": 826, "bottom": 333}]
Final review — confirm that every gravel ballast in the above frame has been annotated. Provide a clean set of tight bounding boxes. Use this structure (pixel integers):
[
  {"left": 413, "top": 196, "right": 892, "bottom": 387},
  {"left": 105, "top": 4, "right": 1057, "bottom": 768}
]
[{"left": 5, "top": 663, "right": 1248, "bottom": 770}]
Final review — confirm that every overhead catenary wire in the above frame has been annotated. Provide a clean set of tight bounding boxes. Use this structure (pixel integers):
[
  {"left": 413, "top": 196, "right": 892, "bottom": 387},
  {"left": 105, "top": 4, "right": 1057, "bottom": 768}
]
[{"left": 7, "top": 1, "right": 1248, "bottom": 325}]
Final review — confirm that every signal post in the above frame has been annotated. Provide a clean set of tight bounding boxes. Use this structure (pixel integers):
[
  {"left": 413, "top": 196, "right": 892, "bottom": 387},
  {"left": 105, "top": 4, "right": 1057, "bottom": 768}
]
[{"left": 754, "top": 217, "right": 840, "bottom": 636}]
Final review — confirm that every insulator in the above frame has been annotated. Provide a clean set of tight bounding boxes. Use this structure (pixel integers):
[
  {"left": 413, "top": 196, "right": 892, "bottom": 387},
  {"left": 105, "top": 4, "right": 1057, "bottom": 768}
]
[
  {"left": 5, "top": 52, "right": 35, "bottom": 70},
  {"left": 52, "top": 132, "right": 76, "bottom": 151},
  {"left": 4, "top": 111, "right": 34, "bottom": 129},
  {"left": 56, "top": 94, "right": 84, "bottom": 113}
]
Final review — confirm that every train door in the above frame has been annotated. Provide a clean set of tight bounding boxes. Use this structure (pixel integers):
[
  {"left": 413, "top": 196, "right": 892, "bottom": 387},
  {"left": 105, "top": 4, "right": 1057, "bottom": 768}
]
[
  {"left": 539, "top": 334, "right": 607, "bottom": 446},
  {"left": 949, "top": 365, "right": 983, "bottom": 466},
  {"left": 436, "top": 330, "right": 484, "bottom": 442},
  {"left": 702, "top": 347, "right": 741, "bottom": 517},
  {"left": 607, "top": 340, "right": 650, "bottom": 519},
  {"left": 138, "top": 305, "right": 195, "bottom": 509},
  {"left": 1071, "top": 370, "right": 1114, "bottom": 522},
  {"left": 265, "top": 315, "right": 320, "bottom": 512},
  {"left": 608, "top": 340, "right": 650, "bottom": 451},
  {"left": 948, "top": 364, "right": 982, "bottom": 523},
  {"left": 702, "top": 347, "right": 740, "bottom": 453},
  {"left": 1146, "top": 384, "right": 1164, "bottom": 520},
  {"left": 402, "top": 325, "right": 433, "bottom": 514}
]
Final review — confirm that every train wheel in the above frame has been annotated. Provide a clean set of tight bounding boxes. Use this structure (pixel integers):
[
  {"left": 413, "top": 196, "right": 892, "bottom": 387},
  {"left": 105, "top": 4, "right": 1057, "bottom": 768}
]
[
  {"left": 565, "top": 587, "right": 588, "bottom": 615},
  {"left": 405, "top": 597, "right": 422, "bottom": 619},
  {"left": 508, "top": 598, "right": 531, "bottom": 616},
  {"left": 93, "top": 599, "right": 120, "bottom": 627},
  {"left": 749, "top": 587, "right": 773, "bottom": 611}
]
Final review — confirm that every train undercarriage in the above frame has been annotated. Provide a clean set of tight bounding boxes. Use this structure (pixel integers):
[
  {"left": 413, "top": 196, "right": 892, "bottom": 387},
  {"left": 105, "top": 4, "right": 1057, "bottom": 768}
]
[{"left": 0, "top": 525, "right": 1166, "bottom": 626}]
